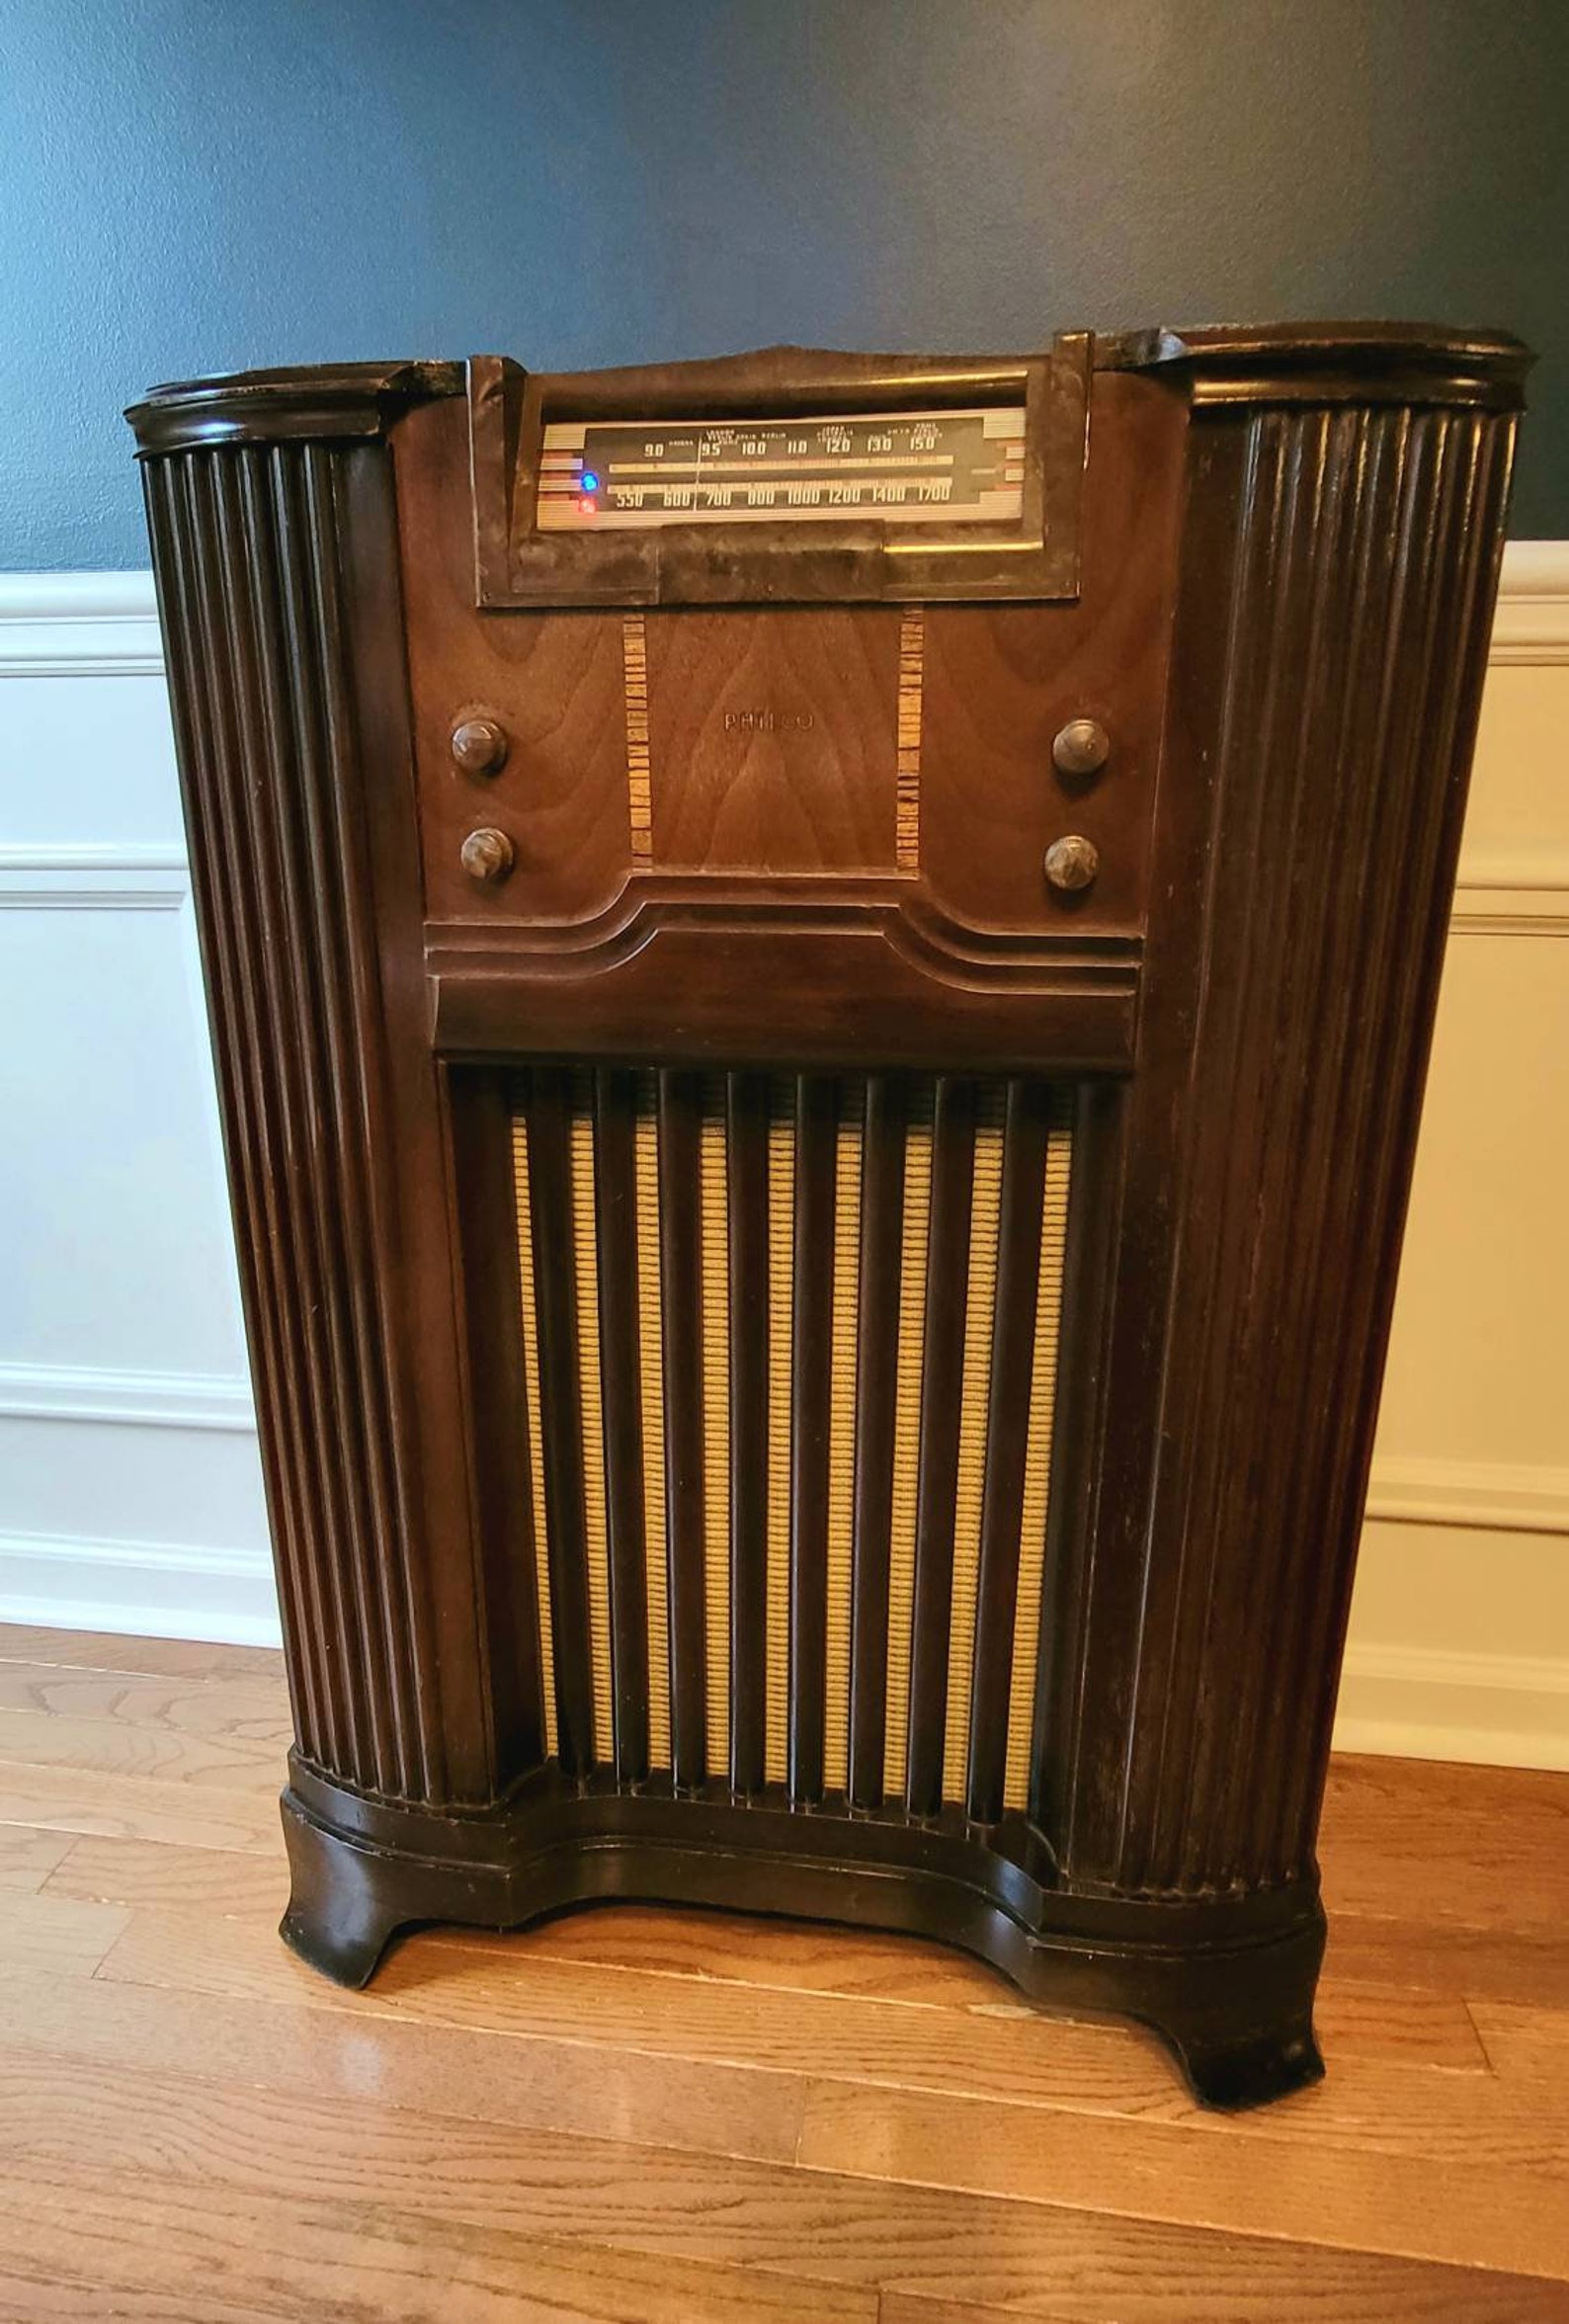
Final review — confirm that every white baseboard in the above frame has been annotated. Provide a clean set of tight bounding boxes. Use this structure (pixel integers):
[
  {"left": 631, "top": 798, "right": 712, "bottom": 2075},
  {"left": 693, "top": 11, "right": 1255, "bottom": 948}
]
[
  {"left": 0, "top": 1531, "right": 282, "bottom": 1650},
  {"left": 1333, "top": 1643, "right": 1569, "bottom": 1770}
]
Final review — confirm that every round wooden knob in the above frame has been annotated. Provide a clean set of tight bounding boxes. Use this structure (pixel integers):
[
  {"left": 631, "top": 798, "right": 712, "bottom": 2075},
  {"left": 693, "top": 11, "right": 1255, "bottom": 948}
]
[
  {"left": 1051, "top": 717, "right": 1111, "bottom": 778},
  {"left": 451, "top": 715, "right": 509, "bottom": 776},
  {"left": 460, "top": 826, "right": 515, "bottom": 884},
  {"left": 1043, "top": 834, "right": 1100, "bottom": 893}
]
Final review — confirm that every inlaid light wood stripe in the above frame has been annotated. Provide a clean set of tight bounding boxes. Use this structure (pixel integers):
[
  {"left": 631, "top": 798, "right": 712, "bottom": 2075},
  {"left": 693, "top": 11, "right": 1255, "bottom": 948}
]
[
  {"left": 883, "top": 1087, "right": 934, "bottom": 1803},
  {"left": 622, "top": 613, "right": 653, "bottom": 866},
  {"left": 569, "top": 1101, "right": 615, "bottom": 1765},
  {"left": 942, "top": 1087, "right": 1005, "bottom": 1805},
  {"left": 765, "top": 1086, "right": 795, "bottom": 1788},
  {"left": 895, "top": 608, "right": 924, "bottom": 872},
  {"left": 1004, "top": 1095, "right": 1074, "bottom": 1811},
  {"left": 823, "top": 1089, "right": 864, "bottom": 1795},
  {"left": 511, "top": 1116, "right": 557, "bottom": 1764},
  {"left": 699, "top": 1089, "right": 731, "bottom": 1782},
  {"left": 633, "top": 1082, "right": 672, "bottom": 1771}
]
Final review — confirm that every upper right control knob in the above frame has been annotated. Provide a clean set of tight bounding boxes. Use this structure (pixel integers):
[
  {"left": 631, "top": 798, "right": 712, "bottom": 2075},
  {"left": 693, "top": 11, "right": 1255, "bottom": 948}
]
[{"left": 1052, "top": 717, "right": 1111, "bottom": 779}]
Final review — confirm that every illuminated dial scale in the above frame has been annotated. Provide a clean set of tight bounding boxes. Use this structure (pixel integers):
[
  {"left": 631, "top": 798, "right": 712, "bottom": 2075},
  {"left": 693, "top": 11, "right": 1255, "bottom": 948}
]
[{"left": 537, "top": 407, "right": 1027, "bottom": 530}]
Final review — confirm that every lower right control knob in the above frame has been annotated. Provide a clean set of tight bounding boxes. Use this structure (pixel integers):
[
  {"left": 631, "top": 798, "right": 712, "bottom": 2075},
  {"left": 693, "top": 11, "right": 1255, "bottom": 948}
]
[{"left": 1043, "top": 833, "right": 1100, "bottom": 892}]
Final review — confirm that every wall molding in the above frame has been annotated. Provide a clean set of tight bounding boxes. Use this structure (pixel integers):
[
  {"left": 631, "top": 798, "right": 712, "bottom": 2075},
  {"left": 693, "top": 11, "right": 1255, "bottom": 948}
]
[
  {"left": 1487, "top": 540, "right": 1569, "bottom": 664},
  {"left": 0, "top": 1529, "right": 281, "bottom": 1650},
  {"left": 1334, "top": 1641, "right": 1569, "bottom": 1771},
  {"left": 0, "top": 844, "right": 188, "bottom": 912},
  {"left": 0, "top": 1361, "right": 255, "bottom": 1433},
  {"left": 0, "top": 572, "right": 166, "bottom": 677},
  {"left": 1365, "top": 1455, "right": 1569, "bottom": 1536}
]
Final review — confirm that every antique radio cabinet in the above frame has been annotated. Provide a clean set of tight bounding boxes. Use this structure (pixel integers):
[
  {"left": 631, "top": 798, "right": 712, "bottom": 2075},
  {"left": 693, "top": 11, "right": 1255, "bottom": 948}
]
[{"left": 127, "top": 325, "right": 1526, "bottom": 2107}]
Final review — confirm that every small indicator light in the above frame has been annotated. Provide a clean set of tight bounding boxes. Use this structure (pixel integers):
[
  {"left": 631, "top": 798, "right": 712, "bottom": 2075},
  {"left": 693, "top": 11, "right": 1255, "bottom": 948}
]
[
  {"left": 577, "top": 497, "right": 597, "bottom": 516},
  {"left": 580, "top": 469, "right": 601, "bottom": 492}
]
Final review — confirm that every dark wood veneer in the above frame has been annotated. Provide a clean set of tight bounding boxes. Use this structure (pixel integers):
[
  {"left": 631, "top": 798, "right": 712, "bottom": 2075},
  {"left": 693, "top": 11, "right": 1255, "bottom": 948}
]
[{"left": 128, "top": 322, "right": 1526, "bottom": 2111}]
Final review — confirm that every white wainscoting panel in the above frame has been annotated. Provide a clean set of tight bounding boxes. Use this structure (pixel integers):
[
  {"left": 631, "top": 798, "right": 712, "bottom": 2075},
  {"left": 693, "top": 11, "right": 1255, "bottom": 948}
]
[
  {"left": 0, "top": 556, "right": 1565, "bottom": 1759},
  {"left": 0, "top": 592, "right": 276, "bottom": 1645}
]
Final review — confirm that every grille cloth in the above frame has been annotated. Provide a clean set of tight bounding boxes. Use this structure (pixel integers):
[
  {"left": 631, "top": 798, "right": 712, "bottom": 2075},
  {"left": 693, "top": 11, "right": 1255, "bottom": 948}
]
[{"left": 511, "top": 1070, "right": 1072, "bottom": 1815}]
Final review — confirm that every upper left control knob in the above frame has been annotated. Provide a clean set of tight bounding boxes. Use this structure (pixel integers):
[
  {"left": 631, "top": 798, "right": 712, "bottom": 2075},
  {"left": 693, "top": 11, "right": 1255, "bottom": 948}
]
[{"left": 451, "top": 715, "right": 509, "bottom": 777}]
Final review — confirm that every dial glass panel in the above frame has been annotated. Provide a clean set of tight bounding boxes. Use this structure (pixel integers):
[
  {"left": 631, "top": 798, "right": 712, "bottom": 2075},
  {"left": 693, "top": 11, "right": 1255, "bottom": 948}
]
[{"left": 537, "top": 408, "right": 1027, "bottom": 531}]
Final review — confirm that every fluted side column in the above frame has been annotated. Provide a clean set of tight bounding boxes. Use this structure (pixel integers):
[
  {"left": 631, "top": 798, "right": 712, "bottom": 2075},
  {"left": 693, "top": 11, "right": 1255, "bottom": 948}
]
[
  {"left": 140, "top": 431, "right": 504, "bottom": 1806},
  {"left": 1042, "top": 388, "right": 1518, "bottom": 1895}
]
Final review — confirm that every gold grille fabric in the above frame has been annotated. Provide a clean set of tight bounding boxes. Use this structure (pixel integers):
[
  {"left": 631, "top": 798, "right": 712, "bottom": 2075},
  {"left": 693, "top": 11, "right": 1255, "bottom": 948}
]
[
  {"left": 883, "top": 1092, "right": 934, "bottom": 1801},
  {"left": 822, "top": 1087, "right": 864, "bottom": 1794},
  {"left": 568, "top": 1100, "right": 616, "bottom": 1766},
  {"left": 511, "top": 1073, "right": 1073, "bottom": 1817},
  {"left": 699, "top": 1089, "right": 732, "bottom": 1781},
  {"left": 510, "top": 1118, "right": 557, "bottom": 1764}
]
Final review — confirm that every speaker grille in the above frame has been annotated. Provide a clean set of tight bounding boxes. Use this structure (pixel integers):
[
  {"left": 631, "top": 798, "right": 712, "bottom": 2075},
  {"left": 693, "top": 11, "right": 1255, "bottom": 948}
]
[{"left": 510, "top": 1067, "right": 1071, "bottom": 1819}]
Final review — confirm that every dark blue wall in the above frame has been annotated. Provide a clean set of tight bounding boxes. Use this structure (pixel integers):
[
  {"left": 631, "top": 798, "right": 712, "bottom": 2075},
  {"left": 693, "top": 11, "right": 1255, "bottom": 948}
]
[{"left": 5, "top": 0, "right": 1566, "bottom": 566}]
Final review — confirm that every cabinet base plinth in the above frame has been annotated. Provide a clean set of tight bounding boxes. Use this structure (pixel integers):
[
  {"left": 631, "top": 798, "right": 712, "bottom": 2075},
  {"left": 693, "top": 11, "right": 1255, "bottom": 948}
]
[{"left": 280, "top": 1772, "right": 1325, "bottom": 2110}]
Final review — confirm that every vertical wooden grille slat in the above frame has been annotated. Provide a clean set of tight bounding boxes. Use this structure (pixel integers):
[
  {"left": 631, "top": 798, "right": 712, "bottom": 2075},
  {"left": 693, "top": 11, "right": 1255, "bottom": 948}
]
[
  {"left": 822, "top": 1083, "right": 864, "bottom": 1797},
  {"left": 727, "top": 1073, "right": 771, "bottom": 1796},
  {"left": 1006, "top": 1093, "right": 1073, "bottom": 1812},
  {"left": 568, "top": 1088, "right": 616, "bottom": 1767},
  {"left": 906, "top": 1079, "right": 978, "bottom": 1818},
  {"left": 508, "top": 1067, "right": 1072, "bottom": 1821},
  {"left": 943, "top": 1085, "right": 1006, "bottom": 1807},
  {"left": 964, "top": 1079, "right": 1048, "bottom": 1824},
  {"left": 883, "top": 1085, "right": 934, "bottom": 1806},
  {"left": 787, "top": 1077, "right": 837, "bottom": 1803},
  {"left": 524, "top": 1070, "right": 597, "bottom": 1778},
  {"left": 659, "top": 1070, "right": 708, "bottom": 1787},
  {"left": 592, "top": 1069, "right": 651, "bottom": 1783},
  {"left": 511, "top": 1115, "right": 558, "bottom": 1764},
  {"left": 698, "top": 1085, "right": 732, "bottom": 1783},
  {"left": 634, "top": 1081, "right": 673, "bottom": 1773},
  {"left": 850, "top": 1076, "right": 905, "bottom": 1807},
  {"left": 765, "top": 1083, "right": 796, "bottom": 1788}
]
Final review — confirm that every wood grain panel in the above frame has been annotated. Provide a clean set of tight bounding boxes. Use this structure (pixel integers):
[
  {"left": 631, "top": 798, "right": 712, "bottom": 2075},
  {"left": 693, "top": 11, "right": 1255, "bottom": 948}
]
[{"left": 645, "top": 610, "right": 902, "bottom": 872}]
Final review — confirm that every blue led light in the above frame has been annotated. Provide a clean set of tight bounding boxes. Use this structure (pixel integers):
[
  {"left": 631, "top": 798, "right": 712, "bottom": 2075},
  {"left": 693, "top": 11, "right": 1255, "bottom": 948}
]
[{"left": 580, "top": 469, "right": 601, "bottom": 492}]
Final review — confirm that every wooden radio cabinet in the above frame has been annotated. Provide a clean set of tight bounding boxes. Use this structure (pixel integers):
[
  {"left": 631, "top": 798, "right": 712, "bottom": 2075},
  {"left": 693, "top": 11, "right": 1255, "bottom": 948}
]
[{"left": 127, "top": 324, "right": 1527, "bottom": 2107}]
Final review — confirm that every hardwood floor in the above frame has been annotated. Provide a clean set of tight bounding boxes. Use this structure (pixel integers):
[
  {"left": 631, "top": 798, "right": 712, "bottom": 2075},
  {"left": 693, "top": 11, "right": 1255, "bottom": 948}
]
[{"left": 0, "top": 1622, "right": 1566, "bottom": 2321}]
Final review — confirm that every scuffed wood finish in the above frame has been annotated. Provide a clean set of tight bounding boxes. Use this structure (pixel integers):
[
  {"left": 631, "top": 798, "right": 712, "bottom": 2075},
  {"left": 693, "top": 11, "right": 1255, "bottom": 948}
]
[
  {"left": 5, "top": 1630, "right": 1569, "bottom": 2317},
  {"left": 128, "top": 327, "right": 1526, "bottom": 2109}
]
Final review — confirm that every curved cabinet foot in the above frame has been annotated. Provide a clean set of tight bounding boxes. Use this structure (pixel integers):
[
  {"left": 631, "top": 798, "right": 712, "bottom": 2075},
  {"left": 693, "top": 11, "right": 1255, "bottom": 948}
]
[
  {"left": 280, "top": 1787, "right": 409, "bottom": 1988},
  {"left": 276, "top": 1770, "right": 1328, "bottom": 2106}
]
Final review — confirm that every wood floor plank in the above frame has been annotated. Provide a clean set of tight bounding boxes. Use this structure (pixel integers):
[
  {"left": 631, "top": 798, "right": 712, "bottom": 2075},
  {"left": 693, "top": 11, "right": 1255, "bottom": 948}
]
[
  {"left": 798, "top": 2076, "right": 1569, "bottom": 2279},
  {"left": 0, "top": 2046, "right": 1559, "bottom": 2324},
  {"left": 0, "top": 1889, "right": 130, "bottom": 1976},
  {"left": 0, "top": 1660, "right": 291, "bottom": 1743},
  {"left": 0, "top": 2157, "right": 872, "bottom": 2324},
  {"left": 0, "top": 1965, "right": 804, "bottom": 2166},
  {"left": 94, "top": 1902, "right": 1568, "bottom": 2174},
  {"left": 0, "top": 1702, "right": 280, "bottom": 1787},
  {"left": 1467, "top": 2000, "right": 1569, "bottom": 2082},
  {"left": 0, "top": 1758, "right": 281, "bottom": 1852},
  {"left": 1327, "top": 1910, "right": 1569, "bottom": 2012},
  {"left": 0, "top": 1822, "right": 76, "bottom": 1893},
  {"left": 1321, "top": 1755, "right": 1569, "bottom": 1933},
  {"left": 0, "top": 1624, "right": 286, "bottom": 1684},
  {"left": 41, "top": 1829, "right": 288, "bottom": 1913}
]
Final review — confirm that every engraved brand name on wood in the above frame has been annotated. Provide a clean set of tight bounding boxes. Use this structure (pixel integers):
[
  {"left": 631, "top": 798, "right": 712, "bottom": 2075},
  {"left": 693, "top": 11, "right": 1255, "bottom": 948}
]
[{"left": 723, "top": 708, "right": 816, "bottom": 733}]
